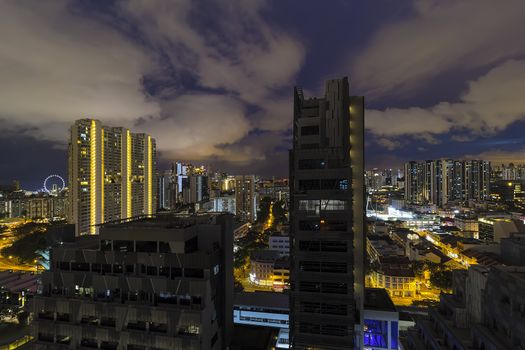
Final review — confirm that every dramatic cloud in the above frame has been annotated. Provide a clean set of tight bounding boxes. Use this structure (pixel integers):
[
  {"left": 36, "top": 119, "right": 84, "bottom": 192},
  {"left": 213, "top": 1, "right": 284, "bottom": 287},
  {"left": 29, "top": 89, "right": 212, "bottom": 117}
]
[
  {"left": 0, "top": 1, "right": 159, "bottom": 142},
  {"left": 0, "top": 0, "right": 305, "bottom": 168},
  {"left": 139, "top": 94, "right": 250, "bottom": 161},
  {"left": 367, "top": 59, "right": 525, "bottom": 147},
  {"left": 352, "top": 0, "right": 525, "bottom": 97}
]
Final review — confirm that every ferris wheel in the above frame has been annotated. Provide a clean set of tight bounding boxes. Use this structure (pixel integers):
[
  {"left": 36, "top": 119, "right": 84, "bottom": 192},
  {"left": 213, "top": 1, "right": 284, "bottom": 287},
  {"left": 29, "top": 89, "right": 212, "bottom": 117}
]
[{"left": 43, "top": 174, "right": 65, "bottom": 194}]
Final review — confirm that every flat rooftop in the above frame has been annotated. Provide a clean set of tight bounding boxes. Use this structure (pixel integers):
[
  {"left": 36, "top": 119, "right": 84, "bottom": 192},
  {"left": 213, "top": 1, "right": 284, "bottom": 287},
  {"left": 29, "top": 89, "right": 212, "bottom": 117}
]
[
  {"left": 365, "top": 288, "right": 396, "bottom": 312},
  {"left": 99, "top": 212, "right": 232, "bottom": 229}
]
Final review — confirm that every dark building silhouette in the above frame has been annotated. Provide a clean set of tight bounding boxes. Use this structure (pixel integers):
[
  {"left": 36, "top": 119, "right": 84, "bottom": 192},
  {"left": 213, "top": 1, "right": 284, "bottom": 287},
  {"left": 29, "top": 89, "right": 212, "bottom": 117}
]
[
  {"left": 31, "top": 213, "right": 233, "bottom": 350},
  {"left": 289, "top": 77, "right": 365, "bottom": 349}
]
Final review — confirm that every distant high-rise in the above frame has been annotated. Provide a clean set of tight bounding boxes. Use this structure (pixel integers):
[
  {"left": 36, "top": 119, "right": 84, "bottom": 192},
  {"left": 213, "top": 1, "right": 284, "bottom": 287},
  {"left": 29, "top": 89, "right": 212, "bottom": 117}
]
[
  {"left": 235, "top": 175, "right": 257, "bottom": 223},
  {"left": 289, "top": 77, "right": 365, "bottom": 349},
  {"left": 404, "top": 159, "right": 490, "bottom": 207},
  {"left": 68, "top": 119, "right": 157, "bottom": 236}
]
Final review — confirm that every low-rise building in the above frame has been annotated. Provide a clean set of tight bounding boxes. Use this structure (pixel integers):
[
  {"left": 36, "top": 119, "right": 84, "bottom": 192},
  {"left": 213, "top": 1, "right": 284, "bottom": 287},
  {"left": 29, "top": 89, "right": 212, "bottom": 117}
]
[
  {"left": 363, "top": 288, "right": 400, "bottom": 350},
  {"left": 370, "top": 256, "right": 417, "bottom": 299},
  {"left": 269, "top": 234, "right": 290, "bottom": 257},
  {"left": 478, "top": 216, "right": 525, "bottom": 242},
  {"left": 272, "top": 257, "right": 290, "bottom": 291},
  {"left": 249, "top": 250, "right": 280, "bottom": 287}
]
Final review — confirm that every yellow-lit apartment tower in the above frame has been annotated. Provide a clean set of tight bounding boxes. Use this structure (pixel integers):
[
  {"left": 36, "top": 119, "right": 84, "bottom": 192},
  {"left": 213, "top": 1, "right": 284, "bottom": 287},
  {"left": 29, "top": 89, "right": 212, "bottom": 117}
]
[{"left": 68, "top": 119, "right": 157, "bottom": 236}]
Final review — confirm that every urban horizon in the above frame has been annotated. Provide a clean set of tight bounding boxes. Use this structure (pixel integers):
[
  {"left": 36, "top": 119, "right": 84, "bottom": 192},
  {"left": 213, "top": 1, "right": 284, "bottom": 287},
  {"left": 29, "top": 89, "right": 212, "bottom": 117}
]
[{"left": 1, "top": 2, "right": 525, "bottom": 350}]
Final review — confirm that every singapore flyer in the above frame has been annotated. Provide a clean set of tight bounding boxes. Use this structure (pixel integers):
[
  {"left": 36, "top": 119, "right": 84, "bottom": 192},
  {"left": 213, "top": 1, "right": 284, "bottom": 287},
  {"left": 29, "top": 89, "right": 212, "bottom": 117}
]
[{"left": 43, "top": 174, "right": 65, "bottom": 193}]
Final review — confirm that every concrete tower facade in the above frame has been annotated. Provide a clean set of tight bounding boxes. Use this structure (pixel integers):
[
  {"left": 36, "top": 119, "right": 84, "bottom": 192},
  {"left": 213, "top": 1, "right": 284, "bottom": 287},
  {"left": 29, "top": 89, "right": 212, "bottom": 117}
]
[{"left": 289, "top": 77, "right": 365, "bottom": 349}]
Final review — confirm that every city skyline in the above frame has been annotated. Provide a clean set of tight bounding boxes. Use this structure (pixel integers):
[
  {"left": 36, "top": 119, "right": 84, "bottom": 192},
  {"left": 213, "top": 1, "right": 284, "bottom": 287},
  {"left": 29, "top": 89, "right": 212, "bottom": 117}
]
[{"left": 2, "top": 1, "right": 525, "bottom": 189}]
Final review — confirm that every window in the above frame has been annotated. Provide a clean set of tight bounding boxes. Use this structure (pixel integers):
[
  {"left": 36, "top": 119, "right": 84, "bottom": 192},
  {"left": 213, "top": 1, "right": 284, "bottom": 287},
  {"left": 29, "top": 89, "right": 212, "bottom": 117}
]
[
  {"left": 301, "top": 125, "right": 319, "bottom": 136},
  {"left": 299, "top": 281, "right": 320, "bottom": 293},
  {"left": 146, "top": 266, "right": 157, "bottom": 276},
  {"left": 299, "top": 179, "right": 320, "bottom": 191},
  {"left": 185, "top": 268, "right": 204, "bottom": 278},
  {"left": 321, "top": 220, "right": 347, "bottom": 232},
  {"left": 321, "top": 241, "right": 347, "bottom": 252},
  {"left": 321, "top": 178, "right": 349, "bottom": 190},
  {"left": 299, "top": 241, "right": 320, "bottom": 251},
  {"left": 322, "top": 282, "right": 347, "bottom": 294},
  {"left": 159, "top": 241, "right": 171, "bottom": 253},
  {"left": 299, "top": 220, "right": 320, "bottom": 231},
  {"left": 57, "top": 261, "right": 69, "bottom": 270},
  {"left": 113, "top": 240, "right": 133, "bottom": 252},
  {"left": 113, "top": 264, "right": 123, "bottom": 273},
  {"left": 171, "top": 267, "right": 182, "bottom": 278},
  {"left": 299, "top": 322, "right": 320, "bottom": 335},
  {"left": 321, "top": 262, "right": 347, "bottom": 274},
  {"left": 322, "top": 324, "right": 348, "bottom": 337},
  {"left": 364, "top": 319, "right": 388, "bottom": 348},
  {"left": 185, "top": 236, "right": 198, "bottom": 253},
  {"left": 298, "top": 159, "right": 325, "bottom": 170},
  {"left": 301, "top": 143, "right": 319, "bottom": 149},
  {"left": 159, "top": 266, "right": 170, "bottom": 277},
  {"left": 322, "top": 303, "right": 347, "bottom": 315},
  {"left": 299, "top": 261, "right": 321, "bottom": 272},
  {"left": 101, "top": 240, "right": 112, "bottom": 251},
  {"left": 391, "top": 321, "right": 398, "bottom": 349},
  {"left": 300, "top": 301, "right": 321, "bottom": 313},
  {"left": 136, "top": 241, "right": 157, "bottom": 253}
]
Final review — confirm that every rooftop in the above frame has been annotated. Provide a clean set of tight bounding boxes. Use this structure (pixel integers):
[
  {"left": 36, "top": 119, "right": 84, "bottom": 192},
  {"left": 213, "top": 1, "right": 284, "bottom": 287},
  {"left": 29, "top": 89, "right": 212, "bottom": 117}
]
[{"left": 364, "top": 288, "right": 396, "bottom": 312}]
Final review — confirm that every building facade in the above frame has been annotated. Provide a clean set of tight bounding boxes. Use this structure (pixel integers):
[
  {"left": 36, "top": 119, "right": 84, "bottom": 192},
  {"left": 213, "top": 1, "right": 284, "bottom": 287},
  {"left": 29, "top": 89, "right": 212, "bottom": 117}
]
[
  {"left": 289, "top": 77, "right": 365, "bottom": 349},
  {"left": 68, "top": 119, "right": 157, "bottom": 236},
  {"left": 269, "top": 234, "right": 290, "bottom": 257},
  {"left": 31, "top": 213, "right": 233, "bottom": 350},
  {"left": 404, "top": 159, "right": 490, "bottom": 207},
  {"left": 235, "top": 175, "right": 257, "bottom": 223}
]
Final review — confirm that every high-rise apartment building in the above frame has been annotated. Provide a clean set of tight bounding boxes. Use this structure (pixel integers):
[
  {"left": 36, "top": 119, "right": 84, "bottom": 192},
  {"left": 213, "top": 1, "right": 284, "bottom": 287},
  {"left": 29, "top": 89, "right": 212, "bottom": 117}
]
[
  {"left": 68, "top": 119, "right": 157, "bottom": 236},
  {"left": 235, "top": 175, "right": 257, "bottom": 223},
  {"left": 31, "top": 213, "right": 233, "bottom": 350},
  {"left": 289, "top": 77, "right": 365, "bottom": 349},
  {"left": 404, "top": 159, "right": 490, "bottom": 207}
]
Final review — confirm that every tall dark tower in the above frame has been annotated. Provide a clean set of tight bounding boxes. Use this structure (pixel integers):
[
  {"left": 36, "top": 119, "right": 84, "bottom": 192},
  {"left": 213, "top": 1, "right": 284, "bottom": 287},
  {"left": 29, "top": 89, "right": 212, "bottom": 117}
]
[{"left": 289, "top": 77, "right": 365, "bottom": 349}]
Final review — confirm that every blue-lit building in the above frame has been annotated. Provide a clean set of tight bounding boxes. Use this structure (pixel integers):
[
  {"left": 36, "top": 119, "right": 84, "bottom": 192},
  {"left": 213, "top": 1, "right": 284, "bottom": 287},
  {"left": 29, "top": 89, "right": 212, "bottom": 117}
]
[{"left": 364, "top": 288, "right": 400, "bottom": 350}]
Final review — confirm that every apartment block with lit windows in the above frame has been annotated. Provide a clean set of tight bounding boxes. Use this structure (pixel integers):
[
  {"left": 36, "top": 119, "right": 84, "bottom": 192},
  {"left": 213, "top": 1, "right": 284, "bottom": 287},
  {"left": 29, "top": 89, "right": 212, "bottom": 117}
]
[
  {"left": 68, "top": 119, "right": 156, "bottom": 236},
  {"left": 404, "top": 159, "right": 490, "bottom": 207},
  {"left": 235, "top": 175, "right": 257, "bottom": 223}
]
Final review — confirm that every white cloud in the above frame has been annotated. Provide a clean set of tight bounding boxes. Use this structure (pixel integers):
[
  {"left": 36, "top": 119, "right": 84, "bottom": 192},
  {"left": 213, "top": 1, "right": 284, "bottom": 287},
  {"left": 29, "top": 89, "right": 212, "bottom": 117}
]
[
  {"left": 367, "top": 59, "right": 525, "bottom": 143},
  {"left": 0, "top": 0, "right": 305, "bottom": 166},
  {"left": 352, "top": 0, "right": 525, "bottom": 97},
  {"left": 140, "top": 94, "right": 251, "bottom": 161},
  {"left": 0, "top": 1, "right": 159, "bottom": 142}
]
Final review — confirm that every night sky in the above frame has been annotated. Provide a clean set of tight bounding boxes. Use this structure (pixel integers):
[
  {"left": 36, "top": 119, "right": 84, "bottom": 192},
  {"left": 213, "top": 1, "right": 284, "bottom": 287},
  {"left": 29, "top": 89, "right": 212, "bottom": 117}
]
[{"left": 1, "top": 0, "right": 525, "bottom": 190}]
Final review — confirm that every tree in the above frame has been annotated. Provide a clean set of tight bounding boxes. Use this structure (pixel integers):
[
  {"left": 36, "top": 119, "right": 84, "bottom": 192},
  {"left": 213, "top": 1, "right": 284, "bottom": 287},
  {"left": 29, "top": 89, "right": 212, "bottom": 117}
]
[
  {"left": 272, "top": 200, "right": 287, "bottom": 225},
  {"left": 256, "top": 196, "right": 272, "bottom": 224},
  {"left": 430, "top": 270, "right": 453, "bottom": 290}
]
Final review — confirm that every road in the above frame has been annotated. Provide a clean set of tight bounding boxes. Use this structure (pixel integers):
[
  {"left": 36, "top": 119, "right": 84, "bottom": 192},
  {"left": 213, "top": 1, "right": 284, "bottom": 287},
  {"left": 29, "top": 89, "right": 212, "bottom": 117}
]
[
  {"left": 414, "top": 229, "right": 473, "bottom": 269},
  {"left": 0, "top": 223, "right": 37, "bottom": 272}
]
